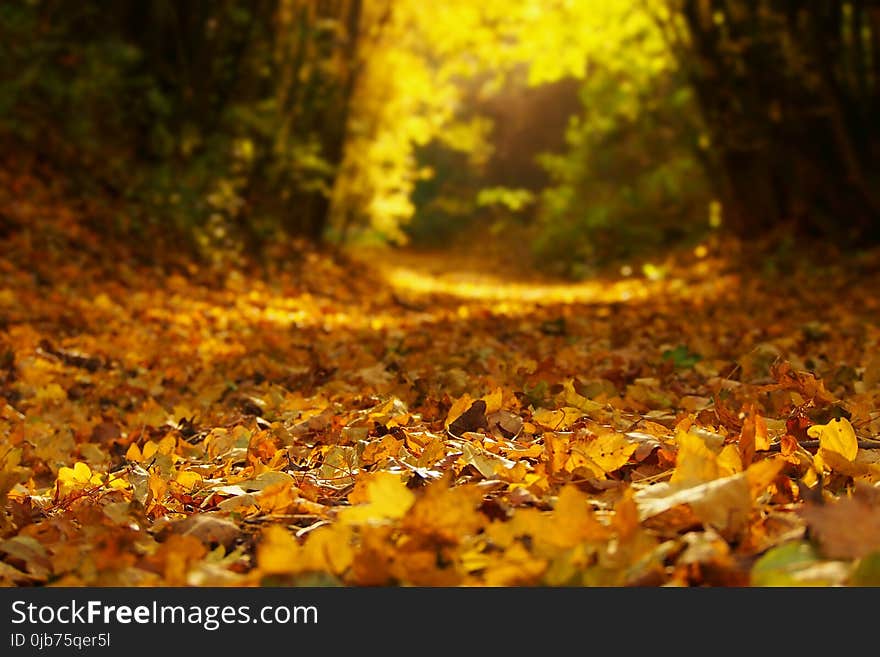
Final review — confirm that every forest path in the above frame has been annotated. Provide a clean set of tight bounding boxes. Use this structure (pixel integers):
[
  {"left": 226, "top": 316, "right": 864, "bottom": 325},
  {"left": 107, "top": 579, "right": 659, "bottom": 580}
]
[{"left": 349, "top": 244, "right": 735, "bottom": 310}]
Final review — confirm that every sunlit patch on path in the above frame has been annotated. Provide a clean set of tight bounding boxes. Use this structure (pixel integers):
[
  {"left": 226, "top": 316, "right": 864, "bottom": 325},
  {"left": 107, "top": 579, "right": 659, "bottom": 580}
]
[{"left": 365, "top": 248, "right": 737, "bottom": 308}]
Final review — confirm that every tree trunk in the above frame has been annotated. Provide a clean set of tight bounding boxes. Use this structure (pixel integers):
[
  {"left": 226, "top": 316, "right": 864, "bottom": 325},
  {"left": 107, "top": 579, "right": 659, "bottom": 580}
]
[
  {"left": 278, "top": 0, "right": 363, "bottom": 242},
  {"left": 678, "top": 0, "right": 880, "bottom": 244}
]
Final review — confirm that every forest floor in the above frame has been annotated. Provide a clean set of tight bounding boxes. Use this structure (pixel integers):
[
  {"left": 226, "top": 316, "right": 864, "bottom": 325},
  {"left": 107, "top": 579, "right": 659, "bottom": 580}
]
[{"left": 4, "top": 165, "right": 880, "bottom": 586}]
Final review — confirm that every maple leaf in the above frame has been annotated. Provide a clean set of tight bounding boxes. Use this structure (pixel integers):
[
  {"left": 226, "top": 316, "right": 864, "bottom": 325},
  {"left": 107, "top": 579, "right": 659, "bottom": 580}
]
[
  {"left": 558, "top": 379, "right": 603, "bottom": 413},
  {"left": 362, "top": 434, "right": 404, "bottom": 465},
  {"left": 766, "top": 361, "right": 837, "bottom": 407}
]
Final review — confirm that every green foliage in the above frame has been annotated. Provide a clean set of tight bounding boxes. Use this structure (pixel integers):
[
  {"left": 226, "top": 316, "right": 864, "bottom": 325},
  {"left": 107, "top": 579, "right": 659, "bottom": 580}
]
[
  {"left": 405, "top": 141, "right": 478, "bottom": 246},
  {"left": 354, "top": 0, "right": 714, "bottom": 272},
  {"left": 0, "top": 0, "right": 362, "bottom": 257},
  {"left": 12, "top": 0, "right": 866, "bottom": 262},
  {"left": 530, "top": 55, "right": 712, "bottom": 276},
  {"left": 672, "top": 0, "right": 880, "bottom": 242},
  {"left": 0, "top": 3, "right": 145, "bottom": 162},
  {"left": 662, "top": 345, "right": 702, "bottom": 369},
  {"left": 476, "top": 187, "right": 535, "bottom": 212}
]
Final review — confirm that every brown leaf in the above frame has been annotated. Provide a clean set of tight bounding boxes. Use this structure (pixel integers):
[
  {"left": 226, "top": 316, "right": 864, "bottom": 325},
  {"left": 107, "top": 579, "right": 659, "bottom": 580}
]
[
  {"left": 447, "top": 399, "right": 488, "bottom": 437},
  {"left": 801, "top": 497, "right": 880, "bottom": 559},
  {"left": 90, "top": 421, "right": 121, "bottom": 446},
  {"left": 766, "top": 361, "right": 837, "bottom": 407},
  {"left": 167, "top": 513, "right": 240, "bottom": 549},
  {"left": 737, "top": 405, "right": 769, "bottom": 467},
  {"left": 487, "top": 410, "right": 523, "bottom": 439}
]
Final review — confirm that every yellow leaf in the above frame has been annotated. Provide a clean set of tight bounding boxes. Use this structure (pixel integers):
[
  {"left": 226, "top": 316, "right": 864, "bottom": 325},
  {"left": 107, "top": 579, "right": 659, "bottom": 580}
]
[
  {"left": 459, "top": 442, "right": 516, "bottom": 479},
  {"left": 755, "top": 415, "right": 771, "bottom": 451},
  {"left": 808, "top": 417, "right": 858, "bottom": 463},
  {"left": 339, "top": 472, "right": 415, "bottom": 525},
  {"left": 158, "top": 433, "right": 177, "bottom": 455},
  {"left": 745, "top": 456, "right": 785, "bottom": 498},
  {"left": 256, "top": 481, "right": 301, "bottom": 514},
  {"left": 107, "top": 475, "right": 129, "bottom": 490},
  {"left": 73, "top": 462, "right": 92, "bottom": 483},
  {"left": 57, "top": 462, "right": 99, "bottom": 491},
  {"left": 482, "top": 388, "right": 504, "bottom": 415},
  {"left": 416, "top": 437, "right": 447, "bottom": 468},
  {"left": 543, "top": 432, "right": 570, "bottom": 475},
  {"left": 299, "top": 524, "right": 354, "bottom": 575},
  {"left": 718, "top": 444, "right": 743, "bottom": 475},
  {"left": 153, "top": 534, "right": 206, "bottom": 585},
  {"left": 257, "top": 525, "right": 299, "bottom": 575},
  {"left": 56, "top": 467, "right": 74, "bottom": 485},
  {"left": 148, "top": 471, "right": 167, "bottom": 504},
  {"left": 445, "top": 394, "right": 474, "bottom": 429},
  {"left": 545, "top": 485, "right": 610, "bottom": 548},
  {"left": 35, "top": 383, "right": 66, "bottom": 402},
  {"left": 564, "top": 449, "right": 603, "bottom": 478},
  {"left": 402, "top": 480, "right": 484, "bottom": 543},
  {"left": 483, "top": 541, "right": 547, "bottom": 586},
  {"left": 559, "top": 379, "right": 603, "bottom": 413},
  {"left": 532, "top": 407, "right": 583, "bottom": 431},
  {"left": 175, "top": 470, "right": 202, "bottom": 490},
  {"left": 670, "top": 430, "right": 719, "bottom": 485},
  {"left": 362, "top": 434, "right": 403, "bottom": 465},
  {"left": 579, "top": 433, "right": 637, "bottom": 476},
  {"left": 125, "top": 443, "right": 142, "bottom": 462},
  {"left": 142, "top": 441, "right": 158, "bottom": 460}
]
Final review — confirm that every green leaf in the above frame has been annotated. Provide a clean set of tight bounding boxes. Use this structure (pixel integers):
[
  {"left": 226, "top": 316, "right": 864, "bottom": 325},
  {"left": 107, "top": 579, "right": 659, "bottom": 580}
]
[
  {"left": 662, "top": 345, "right": 702, "bottom": 369},
  {"left": 850, "top": 552, "right": 880, "bottom": 586},
  {"left": 750, "top": 541, "right": 825, "bottom": 586}
]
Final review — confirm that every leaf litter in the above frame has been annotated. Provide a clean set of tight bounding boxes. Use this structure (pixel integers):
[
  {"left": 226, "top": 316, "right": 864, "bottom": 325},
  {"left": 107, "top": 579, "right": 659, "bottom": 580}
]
[{"left": 4, "top": 170, "right": 880, "bottom": 586}]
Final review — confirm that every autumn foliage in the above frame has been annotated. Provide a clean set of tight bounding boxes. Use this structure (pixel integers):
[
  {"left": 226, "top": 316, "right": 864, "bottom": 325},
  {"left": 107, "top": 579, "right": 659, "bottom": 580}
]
[{"left": 4, "top": 166, "right": 880, "bottom": 588}]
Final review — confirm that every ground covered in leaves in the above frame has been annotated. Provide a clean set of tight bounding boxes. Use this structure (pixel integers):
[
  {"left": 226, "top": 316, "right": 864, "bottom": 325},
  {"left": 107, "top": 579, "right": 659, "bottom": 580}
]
[{"left": 4, "top": 168, "right": 880, "bottom": 587}]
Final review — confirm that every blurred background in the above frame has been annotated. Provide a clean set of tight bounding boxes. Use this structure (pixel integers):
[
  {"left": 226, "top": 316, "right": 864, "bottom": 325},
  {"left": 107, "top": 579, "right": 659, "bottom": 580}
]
[{"left": 1, "top": 0, "right": 878, "bottom": 277}]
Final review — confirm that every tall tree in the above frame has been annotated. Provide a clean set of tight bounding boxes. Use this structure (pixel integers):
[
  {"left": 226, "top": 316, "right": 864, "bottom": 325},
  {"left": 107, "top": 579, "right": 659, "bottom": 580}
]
[{"left": 266, "top": 0, "right": 364, "bottom": 241}]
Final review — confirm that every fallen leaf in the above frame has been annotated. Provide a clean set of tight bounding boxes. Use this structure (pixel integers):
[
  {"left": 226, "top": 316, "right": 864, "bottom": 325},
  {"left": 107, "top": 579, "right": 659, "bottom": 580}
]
[
  {"left": 808, "top": 417, "right": 858, "bottom": 472},
  {"left": 670, "top": 430, "right": 720, "bottom": 485},
  {"left": 576, "top": 432, "right": 637, "bottom": 477},
  {"left": 168, "top": 513, "right": 240, "bottom": 549},
  {"left": 339, "top": 472, "right": 415, "bottom": 525},
  {"left": 531, "top": 407, "right": 583, "bottom": 431},
  {"left": 447, "top": 399, "right": 488, "bottom": 437},
  {"left": 801, "top": 497, "right": 880, "bottom": 559}
]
